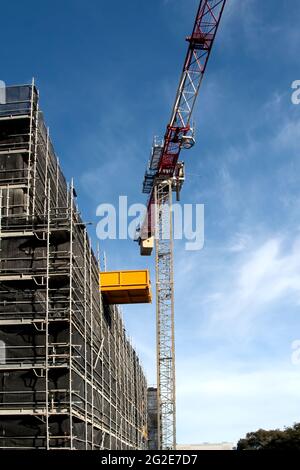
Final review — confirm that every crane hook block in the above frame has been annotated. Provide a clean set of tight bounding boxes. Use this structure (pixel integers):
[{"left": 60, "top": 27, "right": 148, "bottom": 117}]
[{"left": 140, "top": 236, "right": 154, "bottom": 256}]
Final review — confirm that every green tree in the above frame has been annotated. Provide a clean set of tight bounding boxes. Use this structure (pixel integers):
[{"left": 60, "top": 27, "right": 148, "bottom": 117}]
[{"left": 237, "top": 423, "right": 300, "bottom": 450}]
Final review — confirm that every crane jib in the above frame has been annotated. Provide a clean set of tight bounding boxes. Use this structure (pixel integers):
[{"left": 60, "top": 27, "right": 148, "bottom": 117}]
[
  {"left": 138, "top": 0, "right": 227, "bottom": 451},
  {"left": 140, "top": 0, "right": 227, "bottom": 241}
]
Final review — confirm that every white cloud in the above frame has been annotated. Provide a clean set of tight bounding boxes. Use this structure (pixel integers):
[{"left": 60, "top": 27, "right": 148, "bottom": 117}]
[
  {"left": 174, "top": 234, "right": 300, "bottom": 443},
  {"left": 238, "top": 238, "right": 279, "bottom": 299},
  {"left": 274, "top": 118, "right": 300, "bottom": 152},
  {"left": 198, "top": 235, "right": 300, "bottom": 334},
  {"left": 173, "top": 232, "right": 300, "bottom": 347},
  {"left": 229, "top": 232, "right": 252, "bottom": 252},
  {"left": 176, "top": 359, "right": 300, "bottom": 444}
]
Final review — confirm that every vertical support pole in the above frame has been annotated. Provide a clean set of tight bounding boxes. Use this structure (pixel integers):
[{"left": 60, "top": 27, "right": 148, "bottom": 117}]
[
  {"left": 0, "top": 189, "right": 2, "bottom": 272},
  {"left": 118, "top": 319, "right": 122, "bottom": 449},
  {"left": 97, "top": 242, "right": 105, "bottom": 450},
  {"left": 84, "top": 230, "right": 88, "bottom": 449},
  {"left": 43, "top": 128, "right": 50, "bottom": 217},
  {"left": 32, "top": 102, "right": 39, "bottom": 216},
  {"left": 69, "top": 179, "right": 74, "bottom": 448},
  {"left": 108, "top": 328, "right": 112, "bottom": 449},
  {"left": 26, "top": 78, "right": 35, "bottom": 217},
  {"left": 55, "top": 157, "right": 59, "bottom": 216},
  {"left": 89, "top": 240, "right": 94, "bottom": 449},
  {"left": 115, "top": 309, "right": 119, "bottom": 449},
  {"left": 108, "top": 323, "right": 112, "bottom": 449},
  {"left": 45, "top": 179, "right": 50, "bottom": 449},
  {"left": 5, "top": 185, "right": 9, "bottom": 218},
  {"left": 154, "top": 180, "right": 176, "bottom": 450}
]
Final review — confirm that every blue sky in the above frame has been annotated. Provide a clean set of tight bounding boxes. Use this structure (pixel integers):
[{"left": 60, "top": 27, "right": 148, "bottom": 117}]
[{"left": 2, "top": 0, "right": 300, "bottom": 445}]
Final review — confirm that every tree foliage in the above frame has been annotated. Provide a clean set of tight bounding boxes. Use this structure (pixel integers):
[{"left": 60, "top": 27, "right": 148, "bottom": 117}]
[{"left": 237, "top": 423, "right": 300, "bottom": 450}]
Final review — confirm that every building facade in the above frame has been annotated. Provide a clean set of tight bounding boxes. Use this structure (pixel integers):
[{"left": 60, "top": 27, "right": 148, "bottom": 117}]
[{"left": 0, "top": 84, "right": 147, "bottom": 449}]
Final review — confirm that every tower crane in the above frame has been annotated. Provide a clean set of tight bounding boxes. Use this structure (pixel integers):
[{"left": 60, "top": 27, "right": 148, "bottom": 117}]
[{"left": 137, "top": 0, "right": 227, "bottom": 450}]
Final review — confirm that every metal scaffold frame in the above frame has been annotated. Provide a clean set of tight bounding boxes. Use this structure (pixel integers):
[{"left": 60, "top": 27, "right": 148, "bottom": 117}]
[
  {"left": 0, "top": 82, "right": 147, "bottom": 450},
  {"left": 154, "top": 181, "right": 175, "bottom": 450}
]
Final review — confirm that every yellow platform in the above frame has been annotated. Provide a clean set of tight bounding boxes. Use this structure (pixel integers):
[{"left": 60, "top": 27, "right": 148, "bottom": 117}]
[{"left": 100, "top": 270, "right": 152, "bottom": 305}]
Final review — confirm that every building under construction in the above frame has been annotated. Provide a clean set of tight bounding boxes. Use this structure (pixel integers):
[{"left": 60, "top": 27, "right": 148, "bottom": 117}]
[{"left": 0, "top": 84, "right": 148, "bottom": 450}]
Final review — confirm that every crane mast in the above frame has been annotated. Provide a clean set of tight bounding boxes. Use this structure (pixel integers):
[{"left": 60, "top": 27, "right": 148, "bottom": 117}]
[{"left": 139, "top": 0, "right": 227, "bottom": 450}]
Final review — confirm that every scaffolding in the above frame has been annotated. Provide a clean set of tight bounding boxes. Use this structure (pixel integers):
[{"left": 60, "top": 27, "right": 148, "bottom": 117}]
[
  {"left": 147, "top": 387, "right": 158, "bottom": 450},
  {"left": 0, "top": 83, "right": 147, "bottom": 449}
]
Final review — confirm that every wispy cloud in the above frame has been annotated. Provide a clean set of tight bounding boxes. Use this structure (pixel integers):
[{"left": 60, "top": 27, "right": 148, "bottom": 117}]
[
  {"left": 176, "top": 234, "right": 300, "bottom": 337},
  {"left": 274, "top": 118, "right": 300, "bottom": 153},
  {"left": 228, "top": 232, "right": 252, "bottom": 253},
  {"left": 176, "top": 358, "right": 300, "bottom": 443}
]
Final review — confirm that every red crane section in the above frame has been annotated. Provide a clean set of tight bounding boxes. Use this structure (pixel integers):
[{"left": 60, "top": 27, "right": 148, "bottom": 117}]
[{"left": 140, "top": 0, "right": 226, "bottom": 241}]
